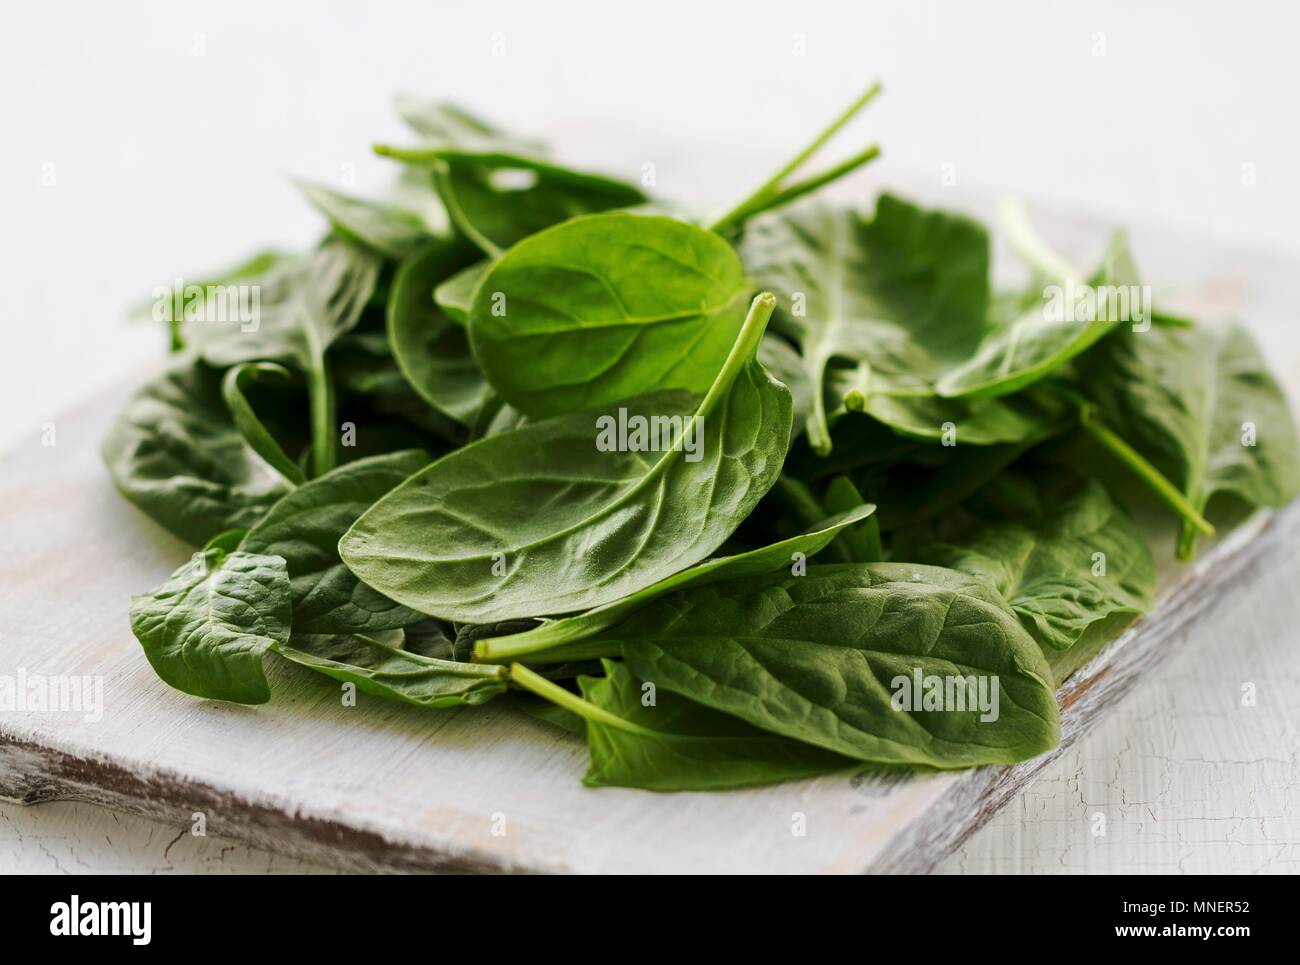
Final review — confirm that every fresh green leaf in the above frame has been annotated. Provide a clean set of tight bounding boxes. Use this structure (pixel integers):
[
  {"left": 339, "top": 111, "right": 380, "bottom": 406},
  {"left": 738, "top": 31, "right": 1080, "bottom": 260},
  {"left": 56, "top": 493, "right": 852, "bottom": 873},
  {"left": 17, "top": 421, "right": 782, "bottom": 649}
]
[
  {"left": 757, "top": 335, "right": 814, "bottom": 440},
  {"left": 513, "top": 662, "right": 852, "bottom": 791},
  {"left": 382, "top": 98, "right": 645, "bottom": 255},
  {"left": 613, "top": 563, "right": 1061, "bottom": 768},
  {"left": 386, "top": 240, "right": 498, "bottom": 426},
  {"left": 1077, "top": 321, "right": 1300, "bottom": 557},
  {"left": 741, "top": 196, "right": 992, "bottom": 453},
  {"left": 434, "top": 259, "right": 492, "bottom": 325},
  {"left": 293, "top": 179, "right": 444, "bottom": 259},
  {"left": 279, "top": 632, "right": 507, "bottom": 708},
  {"left": 102, "top": 359, "right": 290, "bottom": 546},
  {"left": 474, "top": 503, "right": 875, "bottom": 660},
  {"left": 894, "top": 469, "right": 1156, "bottom": 650},
  {"left": 469, "top": 212, "right": 751, "bottom": 419},
  {"left": 936, "top": 231, "right": 1142, "bottom": 398},
  {"left": 222, "top": 362, "right": 308, "bottom": 486},
  {"left": 822, "top": 476, "right": 881, "bottom": 563},
  {"left": 239, "top": 450, "right": 431, "bottom": 634},
  {"left": 184, "top": 240, "right": 382, "bottom": 477},
  {"left": 433, "top": 159, "right": 646, "bottom": 256},
  {"left": 202, "top": 529, "right": 248, "bottom": 553},
  {"left": 129, "top": 549, "right": 291, "bottom": 703},
  {"left": 340, "top": 293, "right": 792, "bottom": 622}
]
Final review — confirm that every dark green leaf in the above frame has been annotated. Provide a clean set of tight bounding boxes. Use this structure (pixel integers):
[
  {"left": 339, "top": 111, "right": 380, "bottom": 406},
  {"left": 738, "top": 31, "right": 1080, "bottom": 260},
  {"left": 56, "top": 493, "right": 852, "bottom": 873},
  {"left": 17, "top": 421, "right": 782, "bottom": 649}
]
[
  {"left": 129, "top": 549, "right": 291, "bottom": 704},
  {"left": 614, "top": 563, "right": 1060, "bottom": 768},
  {"left": 578, "top": 661, "right": 854, "bottom": 791},
  {"left": 741, "top": 196, "right": 991, "bottom": 452},
  {"left": 386, "top": 240, "right": 498, "bottom": 426},
  {"left": 221, "top": 362, "right": 308, "bottom": 486},
  {"left": 102, "top": 359, "right": 290, "bottom": 546},
  {"left": 894, "top": 469, "right": 1156, "bottom": 650},
  {"left": 474, "top": 503, "right": 875, "bottom": 660},
  {"left": 341, "top": 295, "right": 792, "bottom": 622},
  {"left": 239, "top": 450, "right": 432, "bottom": 634},
  {"left": 1077, "top": 321, "right": 1300, "bottom": 557},
  {"left": 184, "top": 240, "right": 382, "bottom": 476},
  {"left": 294, "top": 179, "right": 444, "bottom": 259}
]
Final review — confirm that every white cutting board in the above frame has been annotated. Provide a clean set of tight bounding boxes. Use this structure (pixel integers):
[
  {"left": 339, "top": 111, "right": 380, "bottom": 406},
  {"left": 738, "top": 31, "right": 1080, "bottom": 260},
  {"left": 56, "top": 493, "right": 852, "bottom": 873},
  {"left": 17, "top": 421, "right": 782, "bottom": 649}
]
[{"left": 2, "top": 203, "right": 1298, "bottom": 873}]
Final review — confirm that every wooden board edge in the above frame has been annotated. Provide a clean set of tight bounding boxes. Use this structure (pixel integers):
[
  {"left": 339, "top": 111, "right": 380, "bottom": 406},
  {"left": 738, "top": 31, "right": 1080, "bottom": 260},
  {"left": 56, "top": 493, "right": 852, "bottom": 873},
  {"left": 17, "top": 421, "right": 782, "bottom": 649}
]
[{"left": 0, "top": 736, "right": 551, "bottom": 874}]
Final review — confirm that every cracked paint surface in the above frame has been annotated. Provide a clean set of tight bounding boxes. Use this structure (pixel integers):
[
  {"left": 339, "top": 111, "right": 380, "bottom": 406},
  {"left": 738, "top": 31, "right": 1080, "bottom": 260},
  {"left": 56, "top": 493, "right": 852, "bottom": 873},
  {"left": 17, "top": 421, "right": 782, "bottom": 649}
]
[{"left": 936, "top": 551, "right": 1300, "bottom": 874}]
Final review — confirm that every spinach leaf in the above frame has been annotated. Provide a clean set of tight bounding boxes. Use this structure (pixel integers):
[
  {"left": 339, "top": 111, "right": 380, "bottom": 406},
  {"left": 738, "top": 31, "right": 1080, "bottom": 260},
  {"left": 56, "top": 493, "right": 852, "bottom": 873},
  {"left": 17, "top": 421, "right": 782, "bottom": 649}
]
[
  {"left": 613, "top": 563, "right": 1060, "bottom": 768},
  {"left": 859, "top": 433, "right": 1055, "bottom": 532},
  {"left": 389, "top": 97, "right": 549, "bottom": 165},
  {"left": 474, "top": 503, "right": 875, "bottom": 661},
  {"left": 433, "top": 259, "right": 492, "bottom": 325},
  {"left": 386, "top": 239, "right": 498, "bottom": 426},
  {"left": 511, "top": 662, "right": 853, "bottom": 791},
  {"left": 382, "top": 98, "right": 645, "bottom": 255},
  {"left": 741, "top": 196, "right": 992, "bottom": 453},
  {"left": 894, "top": 469, "right": 1156, "bottom": 651},
  {"left": 239, "top": 450, "right": 432, "bottom": 634},
  {"left": 331, "top": 332, "right": 467, "bottom": 449},
  {"left": 831, "top": 370, "right": 1071, "bottom": 445},
  {"left": 432, "top": 160, "right": 646, "bottom": 256},
  {"left": 1076, "top": 321, "right": 1300, "bottom": 558},
  {"left": 340, "top": 293, "right": 792, "bottom": 622},
  {"left": 280, "top": 632, "right": 507, "bottom": 708},
  {"left": 468, "top": 212, "right": 751, "bottom": 419},
  {"left": 102, "top": 359, "right": 290, "bottom": 546},
  {"left": 821, "top": 476, "right": 882, "bottom": 563},
  {"left": 140, "top": 248, "right": 291, "bottom": 352},
  {"left": 935, "top": 231, "right": 1141, "bottom": 398},
  {"left": 203, "top": 529, "right": 249, "bottom": 553},
  {"left": 129, "top": 549, "right": 291, "bottom": 703},
  {"left": 757, "top": 335, "right": 814, "bottom": 440},
  {"left": 222, "top": 362, "right": 308, "bottom": 486},
  {"left": 293, "top": 179, "right": 444, "bottom": 260},
  {"left": 184, "top": 240, "right": 381, "bottom": 477}
]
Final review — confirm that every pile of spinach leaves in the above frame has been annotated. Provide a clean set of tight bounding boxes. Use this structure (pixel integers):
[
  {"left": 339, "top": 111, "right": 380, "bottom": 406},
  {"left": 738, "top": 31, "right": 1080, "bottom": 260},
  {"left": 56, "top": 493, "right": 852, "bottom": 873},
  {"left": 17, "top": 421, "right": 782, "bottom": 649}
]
[{"left": 105, "top": 88, "right": 1300, "bottom": 791}]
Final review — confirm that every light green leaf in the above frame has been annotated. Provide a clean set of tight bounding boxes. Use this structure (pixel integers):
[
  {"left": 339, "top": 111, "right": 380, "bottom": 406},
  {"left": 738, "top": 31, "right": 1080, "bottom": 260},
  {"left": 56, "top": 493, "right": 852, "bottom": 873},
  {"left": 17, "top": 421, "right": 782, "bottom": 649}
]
[
  {"left": 434, "top": 259, "right": 493, "bottom": 325},
  {"left": 280, "top": 633, "right": 507, "bottom": 708},
  {"left": 936, "top": 232, "right": 1142, "bottom": 397},
  {"left": 469, "top": 212, "right": 751, "bottom": 419},
  {"left": 293, "top": 178, "right": 443, "bottom": 259}
]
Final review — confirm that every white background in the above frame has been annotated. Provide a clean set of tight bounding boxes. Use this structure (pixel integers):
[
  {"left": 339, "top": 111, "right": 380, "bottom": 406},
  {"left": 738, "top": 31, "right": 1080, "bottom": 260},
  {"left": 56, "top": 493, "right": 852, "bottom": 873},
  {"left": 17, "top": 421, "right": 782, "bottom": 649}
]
[
  {"left": 3, "top": 0, "right": 1297, "bottom": 450},
  {"left": 2, "top": 1, "right": 1298, "bottom": 874}
]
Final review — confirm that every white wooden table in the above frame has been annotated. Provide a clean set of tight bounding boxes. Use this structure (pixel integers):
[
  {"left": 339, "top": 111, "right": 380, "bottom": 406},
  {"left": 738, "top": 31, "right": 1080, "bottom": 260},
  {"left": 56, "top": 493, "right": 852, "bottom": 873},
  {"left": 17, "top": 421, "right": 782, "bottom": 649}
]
[{"left": 5, "top": 518, "right": 1297, "bottom": 875}]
